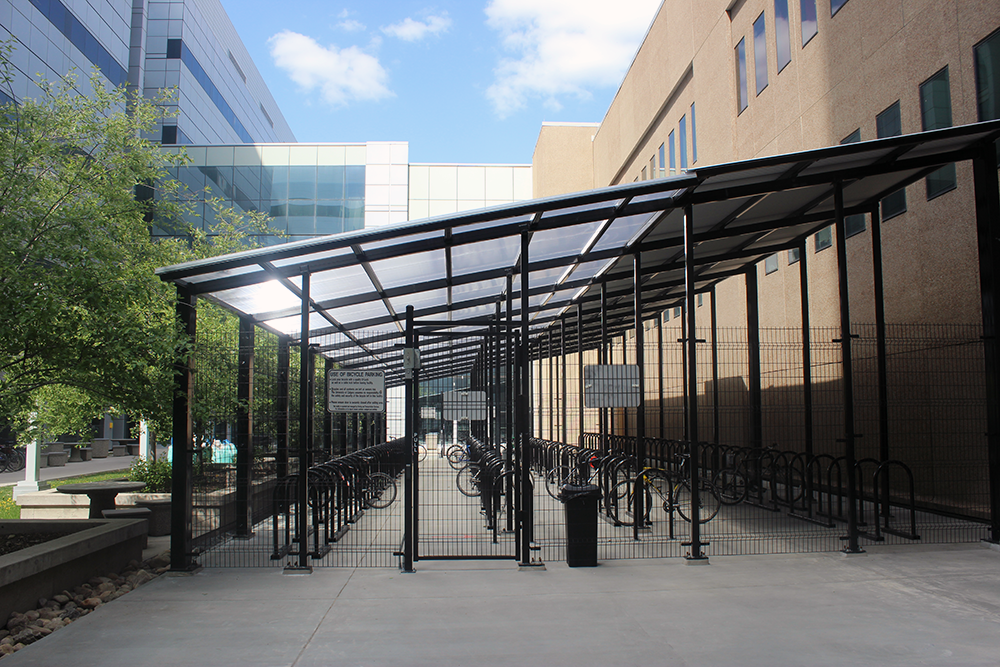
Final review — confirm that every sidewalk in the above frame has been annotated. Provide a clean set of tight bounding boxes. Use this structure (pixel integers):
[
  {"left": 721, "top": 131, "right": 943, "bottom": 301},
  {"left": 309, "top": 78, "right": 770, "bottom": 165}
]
[
  {"left": 1, "top": 447, "right": 169, "bottom": 488},
  {"left": 2, "top": 542, "right": 999, "bottom": 666}
]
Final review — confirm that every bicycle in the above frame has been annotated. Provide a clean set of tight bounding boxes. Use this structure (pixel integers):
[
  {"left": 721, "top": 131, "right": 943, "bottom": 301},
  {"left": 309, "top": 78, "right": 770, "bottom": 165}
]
[
  {"left": 0, "top": 443, "right": 25, "bottom": 473},
  {"left": 612, "top": 458, "right": 721, "bottom": 526},
  {"left": 362, "top": 470, "right": 398, "bottom": 509}
]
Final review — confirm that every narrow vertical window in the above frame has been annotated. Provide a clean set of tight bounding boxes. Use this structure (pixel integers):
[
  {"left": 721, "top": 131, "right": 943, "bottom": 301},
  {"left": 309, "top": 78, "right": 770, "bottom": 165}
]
[
  {"left": 736, "top": 38, "right": 749, "bottom": 113},
  {"left": 877, "top": 101, "right": 907, "bottom": 220},
  {"left": 754, "top": 13, "right": 768, "bottom": 95},
  {"left": 668, "top": 130, "right": 676, "bottom": 175},
  {"left": 641, "top": 166, "right": 647, "bottom": 180},
  {"left": 974, "top": 28, "right": 1000, "bottom": 161},
  {"left": 814, "top": 226, "right": 832, "bottom": 251},
  {"left": 801, "top": 0, "right": 817, "bottom": 46},
  {"left": 690, "top": 103, "right": 698, "bottom": 164},
  {"left": 658, "top": 143, "right": 666, "bottom": 178},
  {"left": 788, "top": 247, "right": 800, "bottom": 264},
  {"left": 775, "top": 0, "right": 791, "bottom": 72},
  {"left": 920, "top": 67, "right": 956, "bottom": 199},
  {"left": 840, "top": 129, "right": 866, "bottom": 237},
  {"left": 831, "top": 0, "right": 849, "bottom": 16},
  {"left": 679, "top": 115, "right": 688, "bottom": 170},
  {"left": 649, "top": 156, "right": 656, "bottom": 180}
]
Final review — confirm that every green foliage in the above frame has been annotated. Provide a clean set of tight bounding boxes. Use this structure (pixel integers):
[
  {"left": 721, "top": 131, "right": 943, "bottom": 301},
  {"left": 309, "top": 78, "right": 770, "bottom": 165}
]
[
  {"left": 10, "top": 384, "right": 104, "bottom": 444},
  {"left": 0, "top": 486, "right": 19, "bottom": 520},
  {"left": 126, "top": 456, "right": 172, "bottom": 493},
  {"left": 0, "top": 41, "right": 277, "bottom": 445}
]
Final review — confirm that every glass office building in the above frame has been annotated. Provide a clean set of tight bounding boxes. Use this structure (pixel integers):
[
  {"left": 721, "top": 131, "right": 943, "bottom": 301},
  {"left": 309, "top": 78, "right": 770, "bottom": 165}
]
[
  {"left": 0, "top": 0, "right": 294, "bottom": 144},
  {"left": 156, "top": 142, "right": 533, "bottom": 245}
]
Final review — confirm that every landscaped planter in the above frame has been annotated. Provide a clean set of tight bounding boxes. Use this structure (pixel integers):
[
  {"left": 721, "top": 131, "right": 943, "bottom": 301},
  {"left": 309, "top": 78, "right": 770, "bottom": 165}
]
[{"left": 0, "top": 519, "right": 147, "bottom": 624}]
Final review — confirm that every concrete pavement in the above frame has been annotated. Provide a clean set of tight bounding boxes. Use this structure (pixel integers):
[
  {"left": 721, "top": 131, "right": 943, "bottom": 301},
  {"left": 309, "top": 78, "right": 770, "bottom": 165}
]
[{"left": 2, "top": 542, "right": 999, "bottom": 666}]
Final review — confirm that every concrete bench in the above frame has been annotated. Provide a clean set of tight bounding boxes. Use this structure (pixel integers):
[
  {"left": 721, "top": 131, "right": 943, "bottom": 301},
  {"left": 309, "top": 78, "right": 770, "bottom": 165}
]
[
  {"left": 46, "top": 451, "right": 68, "bottom": 467},
  {"left": 90, "top": 439, "right": 110, "bottom": 458},
  {"left": 134, "top": 498, "right": 171, "bottom": 536},
  {"left": 68, "top": 446, "right": 93, "bottom": 462},
  {"left": 125, "top": 443, "right": 140, "bottom": 456},
  {"left": 111, "top": 444, "right": 128, "bottom": 457}
]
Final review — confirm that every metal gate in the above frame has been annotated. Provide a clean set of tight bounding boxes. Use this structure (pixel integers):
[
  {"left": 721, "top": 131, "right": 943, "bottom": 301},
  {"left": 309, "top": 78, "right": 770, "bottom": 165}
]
[{"left": 399, "top": 310, "right": 533, "bottom": 567}]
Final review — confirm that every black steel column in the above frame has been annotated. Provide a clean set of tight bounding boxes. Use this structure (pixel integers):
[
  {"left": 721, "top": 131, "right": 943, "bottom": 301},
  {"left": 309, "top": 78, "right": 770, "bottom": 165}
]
[
  {"left": 834, "top": 183, "right": 863, "bottom": 554},
  {"left": 600, "top": 281, "right": 609, "bottom": 453},
  {"left": 711, "top": 287, "right": 720, "bottom": 444},
  {"left": 798, "top": 241, "right": 813, "bottom": 463},
  {"left": 548, "top": 328, "right": 554, "bottom": 440},
  {"left": 294, "top": 272, "right": 312, "bottom": 570},
  {"left": 520, "top": 230, "right": 533, "bottom": 564},
  {"left": 507, "top": 274, "right": 514, "bottom": 450},
  {"left": 681, "top": 305, "right": 688, "bottom": 440},
  {"left": 277, "top": 335, "right": 290, "bottom": 476},
  {"left": 170, "top": 288, "right": 196, "bottom": 572},
  {"left": 746, "top": 268, "right": 763, "bottom": 451},
  {"left": 578, "top": 304, "right": 584, "bottom": 445},
  {"left": 657, "top": 313, "right": 665, "bottom": 438},
  {"left": 870, "top": 204, "right": 890, "bottom": 519},
  {"left": 403, "top": 306, "right": 415, "bottom": 572},
  {"left": 973, "top": 144, "right": 1000, "bottom": 543},
  {"left": 684, "top": 203, "right": 707, "bottom": 561},
  {"left": 234, "top": 316, "right": 254, "bottom": 537},
  {"left": 323, "top": 358, "right": 333, "bottom": 457},
  {"left": 561, "top": 316, "right": 567, "bottom": 445},
  {"left": 633, "top": 252, "right": 646, "bottom": 540}
]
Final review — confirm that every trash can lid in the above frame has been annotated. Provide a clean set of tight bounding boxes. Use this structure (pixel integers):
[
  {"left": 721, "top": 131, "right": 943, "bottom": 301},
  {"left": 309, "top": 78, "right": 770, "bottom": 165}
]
[{"left": 557, "top": 483, "right": 602, "bottom": 502}]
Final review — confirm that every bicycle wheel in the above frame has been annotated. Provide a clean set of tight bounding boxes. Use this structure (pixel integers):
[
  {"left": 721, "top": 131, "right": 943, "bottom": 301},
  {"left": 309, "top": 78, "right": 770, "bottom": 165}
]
[
  {"left": 609, "top": 477, "right": 651, "bottom": 527},
  {"left": 417, "top": 445, "right": 428, "bottom": 462},
  {"left": 712, "top": 468, "right": 748, "bottom": 505},
  {"left": 456, "top": 464, "right": 481, "bottom": 497},
  {"left": 364, "top": 471, "right": 397, "bottom": 509},
  {"left": 0, "top": 448, "right": 8, "bottom": 473},
  {"left": 673, "top": 479, "right": 721, "bottom": 523},
  {"left": 544, "top": 465, "right": 572, "bottom": 500},
  {"left": 446, "top": 446, "right": 469, "bottom": 470}
]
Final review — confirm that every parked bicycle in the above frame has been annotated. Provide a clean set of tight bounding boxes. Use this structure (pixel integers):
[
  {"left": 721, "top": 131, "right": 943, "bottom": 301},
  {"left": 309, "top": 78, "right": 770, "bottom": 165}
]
[{"left": 612, "top": 455, "right": 722, "bottom": 526}]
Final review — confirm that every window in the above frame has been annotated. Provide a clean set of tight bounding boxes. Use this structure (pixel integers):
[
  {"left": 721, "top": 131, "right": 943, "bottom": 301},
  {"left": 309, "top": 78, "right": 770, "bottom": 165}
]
[
  {"left": 801, "top": 0, "right": 817, "bottom": 46},
  {"left": 764, "top": 253, "right": 779, "bottom": 274},
  {"left": 161, "top": 125, "right": 178, "bottom": 144},
  {"left": 877, "top": 102, "right": 907, "bottom": 219},
  {"left": 690, "top": 103, "right": 698, "bottom": 164},
  {"left": 815, "top": 226, "right": 832, "bottom": 251},
  {"left": 831, "top": 0, "right": 849, "bottom": 15},
  {"left": 775, "top": 0, "right": 791, "bottom": 72},
  {"left": 642, "top": 166, "right": 647, "bottom": 180},
  {"left": 920, "top": 67, "right": 957, "bottom": 199},
  {"left": 658, "top": 143, "right": 666, "bottom": 178},
  {"left": 788, "top": 247, "right": 800, "bottom": 264},
  {"left": 167, "top": 38, "right": 182, "bottom": 59},
  {"left": 679, "top": 115, "right": 688, "bottom": 170},
  {"left": 975, "top": 29, "right": 1000, "bottom": 161},
  {"left": 663, "top": 310, "right": 670, "bottom": 323},
  {"left": 754, "top": 13, "right": 769, "bottom": 95},
  {"left": 649, "top": 156, "right": 656, "bottom": 180},
  {"left": 668, "top": 131, "right": 677, "bottom": 175},
  {"left": 840, "top": 130, "right": 866, "bottom": 236},
  {"left": 697, "top": 293, "right": 703, "bottom": 307},
  {"left": 736, "top": 38, "right": 749, "bottom": 113},
  {"left": 674, "top": 307, "right": 682, "bottom": 318}
]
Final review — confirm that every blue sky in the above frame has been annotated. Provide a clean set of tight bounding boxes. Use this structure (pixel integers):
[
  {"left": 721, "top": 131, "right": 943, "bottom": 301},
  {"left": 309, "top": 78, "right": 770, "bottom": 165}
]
[{"left": 220, "top": 0, "right": 662, "bottom": 165}]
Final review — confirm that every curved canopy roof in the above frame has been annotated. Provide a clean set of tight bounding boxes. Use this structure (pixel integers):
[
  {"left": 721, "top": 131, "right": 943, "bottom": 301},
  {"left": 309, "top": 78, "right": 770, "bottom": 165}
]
[{"left": 157, "top": 121, "right": 1000, "bottom": 385}]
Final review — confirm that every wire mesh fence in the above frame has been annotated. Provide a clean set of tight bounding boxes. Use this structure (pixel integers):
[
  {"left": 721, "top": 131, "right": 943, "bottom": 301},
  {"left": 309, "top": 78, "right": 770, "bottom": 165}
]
[{"left": 184, "top": 319, "right": 990, "bottom": 567}]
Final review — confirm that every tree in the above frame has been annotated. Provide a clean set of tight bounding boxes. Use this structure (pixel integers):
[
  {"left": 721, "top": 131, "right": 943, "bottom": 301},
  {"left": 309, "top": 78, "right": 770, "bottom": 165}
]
[{"left": 0, "top": 44, "right": 273, "bottom": 442}]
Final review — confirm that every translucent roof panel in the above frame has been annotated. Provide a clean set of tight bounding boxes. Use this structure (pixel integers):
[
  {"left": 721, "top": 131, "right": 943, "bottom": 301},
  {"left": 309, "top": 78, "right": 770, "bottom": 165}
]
[
  {"left": 368, "top": 249, "right": 447, "bottom": 290},
  {"left": 451, "top": 236, "right": 521, "bottom": 276},
  {"left": 530, "top": 221, "right": 604, "bottom": 262}
]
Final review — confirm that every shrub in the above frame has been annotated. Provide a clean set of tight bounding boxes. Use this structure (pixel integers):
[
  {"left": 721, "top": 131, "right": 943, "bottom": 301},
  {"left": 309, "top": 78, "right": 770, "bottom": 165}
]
[{"left": 126, "top": 457, "right": 172, "bottom": 493}]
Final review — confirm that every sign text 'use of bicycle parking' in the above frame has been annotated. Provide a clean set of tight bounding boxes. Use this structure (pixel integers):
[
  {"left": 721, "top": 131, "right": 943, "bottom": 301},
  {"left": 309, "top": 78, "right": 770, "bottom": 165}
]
[{"left": 327, "top": 370, "right": 385, "bottom": 413}]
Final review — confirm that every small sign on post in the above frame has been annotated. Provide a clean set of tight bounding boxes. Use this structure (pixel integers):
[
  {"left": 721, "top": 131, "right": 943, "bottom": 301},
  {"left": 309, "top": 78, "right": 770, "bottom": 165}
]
[
  {"left": 583, "top": 365, "right": 641, "bottom": 408},
  {"left": 327, "top": 370, "right": 386, "bottom": 413}
]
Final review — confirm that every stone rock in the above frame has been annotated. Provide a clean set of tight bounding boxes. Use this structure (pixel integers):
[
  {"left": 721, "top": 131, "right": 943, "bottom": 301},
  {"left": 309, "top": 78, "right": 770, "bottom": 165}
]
[
  {"left": 81, "top": 597, "right": 102, "bottom": 610},
  {"left": 127, "top": 570, "right": 154, "bottom": 588},
  {"left": 0, "top": 636, "right": 12, "bottom": 646},
  {"left": 23, "top": 610, "right": 39, "bottom": 623},
  {"left": 98, "top": 591, "right": 113, "bottom": 603},
  {"left": 36, "top": 598, "right": 47, "bottom": 608},
  {"left": 11, "top": 628, "right": 43, "bottom": 645},
  {"left": 96, "top": 582, "right": 116, "bottom": 595},
  {"left": 6, "top": 613, "right": 24, "bottom": 632},
  {"left": 0, "top": 643, "right": 14, "bottom": 655}
]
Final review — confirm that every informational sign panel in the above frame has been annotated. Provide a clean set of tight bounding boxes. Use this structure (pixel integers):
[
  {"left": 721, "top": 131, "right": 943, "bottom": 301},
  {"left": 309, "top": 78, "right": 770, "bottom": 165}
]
[
  {"left": 327, "top": 370, "right": 385, "bottom": 413},
  {"left": 442, "top": 390, "right": 488, "bottom": 421},
  {"left": 583, "top": 365, "right": 641, "bottom": 408}
]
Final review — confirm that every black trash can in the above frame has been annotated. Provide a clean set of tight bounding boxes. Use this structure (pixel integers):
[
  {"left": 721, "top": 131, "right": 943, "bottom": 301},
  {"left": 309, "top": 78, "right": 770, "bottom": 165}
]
[{"left": 557, "top": 483, "right": 601, "bottom": 567}]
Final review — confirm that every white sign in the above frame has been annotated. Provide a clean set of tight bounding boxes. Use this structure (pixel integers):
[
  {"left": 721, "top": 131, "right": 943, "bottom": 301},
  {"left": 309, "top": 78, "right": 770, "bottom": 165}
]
[
  {"left": 442, "top": 390, "right": 487, "bottom": 421},
  {"left": 584, "top": 365, "right": 641, "bottom": 408},
  {"left": 327, "top": 370, "right": 385, "bottom": 413}
]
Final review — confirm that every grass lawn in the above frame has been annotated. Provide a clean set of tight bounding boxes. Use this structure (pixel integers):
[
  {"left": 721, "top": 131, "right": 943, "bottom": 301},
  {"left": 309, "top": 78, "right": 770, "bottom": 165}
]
[{"left": 1, "top": 486, "right": 18, "bottom": 520}]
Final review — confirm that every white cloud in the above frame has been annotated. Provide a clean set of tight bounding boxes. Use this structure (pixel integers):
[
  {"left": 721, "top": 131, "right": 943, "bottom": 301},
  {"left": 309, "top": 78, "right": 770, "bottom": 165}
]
[
  {"left": 382, "top": 14, "right": 452, "bottom": 42},
  {"left": 267, "top": 30, "right": 392, "bottom": 107},
  {"left": 339, "top": 19, "right": 365, "bottom": 32},
  {"left": 484, "top": 0, "right": 661, "bottom": 117}
]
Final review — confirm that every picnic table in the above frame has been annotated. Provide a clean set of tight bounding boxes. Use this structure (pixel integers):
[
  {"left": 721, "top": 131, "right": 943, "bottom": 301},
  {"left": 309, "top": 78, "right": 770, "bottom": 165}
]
[{"left": 57, "top": 481, "right": 146, "bottom": 519}]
